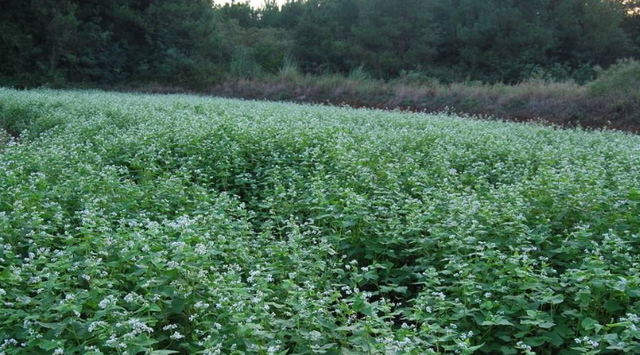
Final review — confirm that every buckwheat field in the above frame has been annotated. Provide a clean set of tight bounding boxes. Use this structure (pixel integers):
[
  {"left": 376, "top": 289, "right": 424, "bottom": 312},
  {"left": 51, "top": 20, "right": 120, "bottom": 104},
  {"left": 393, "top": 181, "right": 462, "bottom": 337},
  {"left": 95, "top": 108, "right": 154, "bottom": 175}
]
[{"left": 1, "top": 88, "right": 640, "bottom": 355}]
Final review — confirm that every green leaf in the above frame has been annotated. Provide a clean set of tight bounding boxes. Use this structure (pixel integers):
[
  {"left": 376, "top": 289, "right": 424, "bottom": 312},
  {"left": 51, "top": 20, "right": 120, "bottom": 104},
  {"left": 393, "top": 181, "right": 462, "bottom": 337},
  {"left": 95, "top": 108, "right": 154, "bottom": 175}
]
[
  {"left": 604, "top": 299, "right": 624, "bottom": 313},
  {"left": 482, "top": 318, "right": 515, "bottom": 326},
  {"left": 342, "top": 219, "right": 357, "bottom": 228},
  {"left": 35, "top": 339, "right": 60, "bottom": 351},
  {"left": 170, "top": 296, "right": 186, "bottom": 314},
  {"left": 581, "top": 317, "right": 600, "bottom": 331},
  {"left": 335, "top": 325, "right": 358, "bottom": 331},
  {"left": 627, "top": 288, "right": 640, "bottom": 298},
  {"left": 547, "top": 294, "right": 564, "bottom": 305},
  {"left": 524, "top": 336, "right": 546, "bottom": 346},
  {"left": 544, "top": 331, "right": 564, "bottom": 347}
]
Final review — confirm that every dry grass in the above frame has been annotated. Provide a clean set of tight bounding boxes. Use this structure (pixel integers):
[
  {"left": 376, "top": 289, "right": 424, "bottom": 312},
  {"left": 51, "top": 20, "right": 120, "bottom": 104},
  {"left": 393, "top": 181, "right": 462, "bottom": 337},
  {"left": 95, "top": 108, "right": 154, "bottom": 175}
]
[{"left": 207, "top": 74, "right": 639, "bottom": 132}]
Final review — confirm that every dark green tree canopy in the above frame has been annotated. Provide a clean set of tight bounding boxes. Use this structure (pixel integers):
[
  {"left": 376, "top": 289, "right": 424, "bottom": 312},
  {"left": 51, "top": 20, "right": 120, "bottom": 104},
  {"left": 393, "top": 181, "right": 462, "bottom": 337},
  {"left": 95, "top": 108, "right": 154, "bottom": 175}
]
[{"left": 1, "top": 0, "right": 638, "bottom": 87}]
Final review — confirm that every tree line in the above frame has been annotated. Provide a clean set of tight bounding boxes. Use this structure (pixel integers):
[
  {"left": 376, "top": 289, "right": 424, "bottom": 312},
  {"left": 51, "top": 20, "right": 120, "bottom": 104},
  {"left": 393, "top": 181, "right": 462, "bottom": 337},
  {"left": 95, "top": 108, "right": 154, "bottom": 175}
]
[{"left": 1, "top": 0, "right": 639, "bottom": 88}]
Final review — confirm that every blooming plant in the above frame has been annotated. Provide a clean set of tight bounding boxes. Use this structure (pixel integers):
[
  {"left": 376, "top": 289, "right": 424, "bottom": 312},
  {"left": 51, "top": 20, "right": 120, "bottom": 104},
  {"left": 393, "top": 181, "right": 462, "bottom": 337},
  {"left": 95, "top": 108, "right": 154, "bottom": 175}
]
[{"left": 1, "top": 88, "right": 640, "bottom": 354}]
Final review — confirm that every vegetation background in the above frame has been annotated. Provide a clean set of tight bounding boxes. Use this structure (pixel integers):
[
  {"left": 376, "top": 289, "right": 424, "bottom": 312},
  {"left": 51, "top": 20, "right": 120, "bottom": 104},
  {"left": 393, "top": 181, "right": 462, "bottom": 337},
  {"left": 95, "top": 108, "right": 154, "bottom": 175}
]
[
  {"left": 1, "top": 0, "right": 640, "bottom": 129},
  {"left": 3, "top": 2, "right": 640, "bottom": 354}
]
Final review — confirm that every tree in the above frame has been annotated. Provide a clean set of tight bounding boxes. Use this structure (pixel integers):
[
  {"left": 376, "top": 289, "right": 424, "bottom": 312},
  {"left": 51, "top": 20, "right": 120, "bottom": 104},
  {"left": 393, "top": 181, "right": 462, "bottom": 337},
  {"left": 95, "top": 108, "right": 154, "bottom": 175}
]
[
  {"left": 579, "top": 0, "right": 632, "bottom": 65},
  {"left": 451, "top": 0, "right": 556, "bottom": 82},
  {"left": 351, "top": 0, "right": 443, "bottom": 78},
  {"left": 293, "top": 0, "right": 357, "bottom": 74},
  {"left": 1, "top": 0, "right": 639, "bottom": 86}
]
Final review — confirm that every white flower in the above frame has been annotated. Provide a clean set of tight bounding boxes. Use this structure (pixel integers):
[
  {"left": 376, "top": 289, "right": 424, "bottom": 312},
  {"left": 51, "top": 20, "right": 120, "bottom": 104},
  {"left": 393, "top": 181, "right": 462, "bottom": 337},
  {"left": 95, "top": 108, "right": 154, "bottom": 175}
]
[
  {"left": 170, "top": 332, "right": 184, "bottom": 340},
  {"left": 163, "top": 324, "right": 178, "bottom": 331},
  {"left": 88, "top": 321, "right": 106, "bottom": 333},
  {"left": 195, "top": 244, "right": 207, "bottom": 255},
  {"left": 127, "top": 318, "right": 154, "bottom": 335},
  {"left": 98, "top": 295, "right": 117, "bottom": 309},
  {"left": 194, "top": 301, "right": 210, "bottom": 309},
  {"left": 516, "top": 341, "right": 532, "bottom": 351}
]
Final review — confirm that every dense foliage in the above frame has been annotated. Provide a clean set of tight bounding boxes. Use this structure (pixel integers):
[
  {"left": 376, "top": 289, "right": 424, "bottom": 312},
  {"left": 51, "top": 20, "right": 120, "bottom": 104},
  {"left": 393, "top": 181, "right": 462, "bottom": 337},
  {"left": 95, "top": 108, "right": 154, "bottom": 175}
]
[
  {"left": 1, "top": 0, "right": 640, "bottom": 87},
  {"left": 2, "top": 89, "right": 640, "bottom": 354}
]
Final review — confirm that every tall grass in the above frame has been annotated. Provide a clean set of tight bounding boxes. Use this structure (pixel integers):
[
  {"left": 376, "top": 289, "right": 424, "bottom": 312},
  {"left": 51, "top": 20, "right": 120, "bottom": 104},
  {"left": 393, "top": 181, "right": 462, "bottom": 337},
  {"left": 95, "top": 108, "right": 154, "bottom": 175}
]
[
  {"left": 229, "top": 50, "right": 263, "bottom": 80},
  {"left": 347, "top": 63, "right": 371, "bottom": 81},
  {"left": 278, "top": 55, "right": 301, "bottom": 82}
]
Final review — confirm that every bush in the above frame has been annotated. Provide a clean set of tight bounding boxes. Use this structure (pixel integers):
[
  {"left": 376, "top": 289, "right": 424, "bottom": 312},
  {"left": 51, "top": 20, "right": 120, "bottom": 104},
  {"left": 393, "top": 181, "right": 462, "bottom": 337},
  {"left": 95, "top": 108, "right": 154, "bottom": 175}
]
[{"left": 588, "top": 59, "right": 640, "bottom": 101}]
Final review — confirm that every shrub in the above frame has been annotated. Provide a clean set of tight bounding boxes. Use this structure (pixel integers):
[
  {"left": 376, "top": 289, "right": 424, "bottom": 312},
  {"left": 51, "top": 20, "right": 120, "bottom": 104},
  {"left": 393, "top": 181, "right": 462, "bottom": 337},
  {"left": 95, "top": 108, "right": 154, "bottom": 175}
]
[{"left": 588, "top": 59, "right": 640, "bottom": 101}]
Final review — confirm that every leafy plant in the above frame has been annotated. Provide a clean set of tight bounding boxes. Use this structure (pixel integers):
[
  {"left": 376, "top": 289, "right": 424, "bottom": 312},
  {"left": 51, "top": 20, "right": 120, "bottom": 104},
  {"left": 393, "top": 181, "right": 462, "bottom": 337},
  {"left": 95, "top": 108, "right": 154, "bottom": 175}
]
[{"left": 1, "top": 88, "right": 640, "bottom": 354}]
